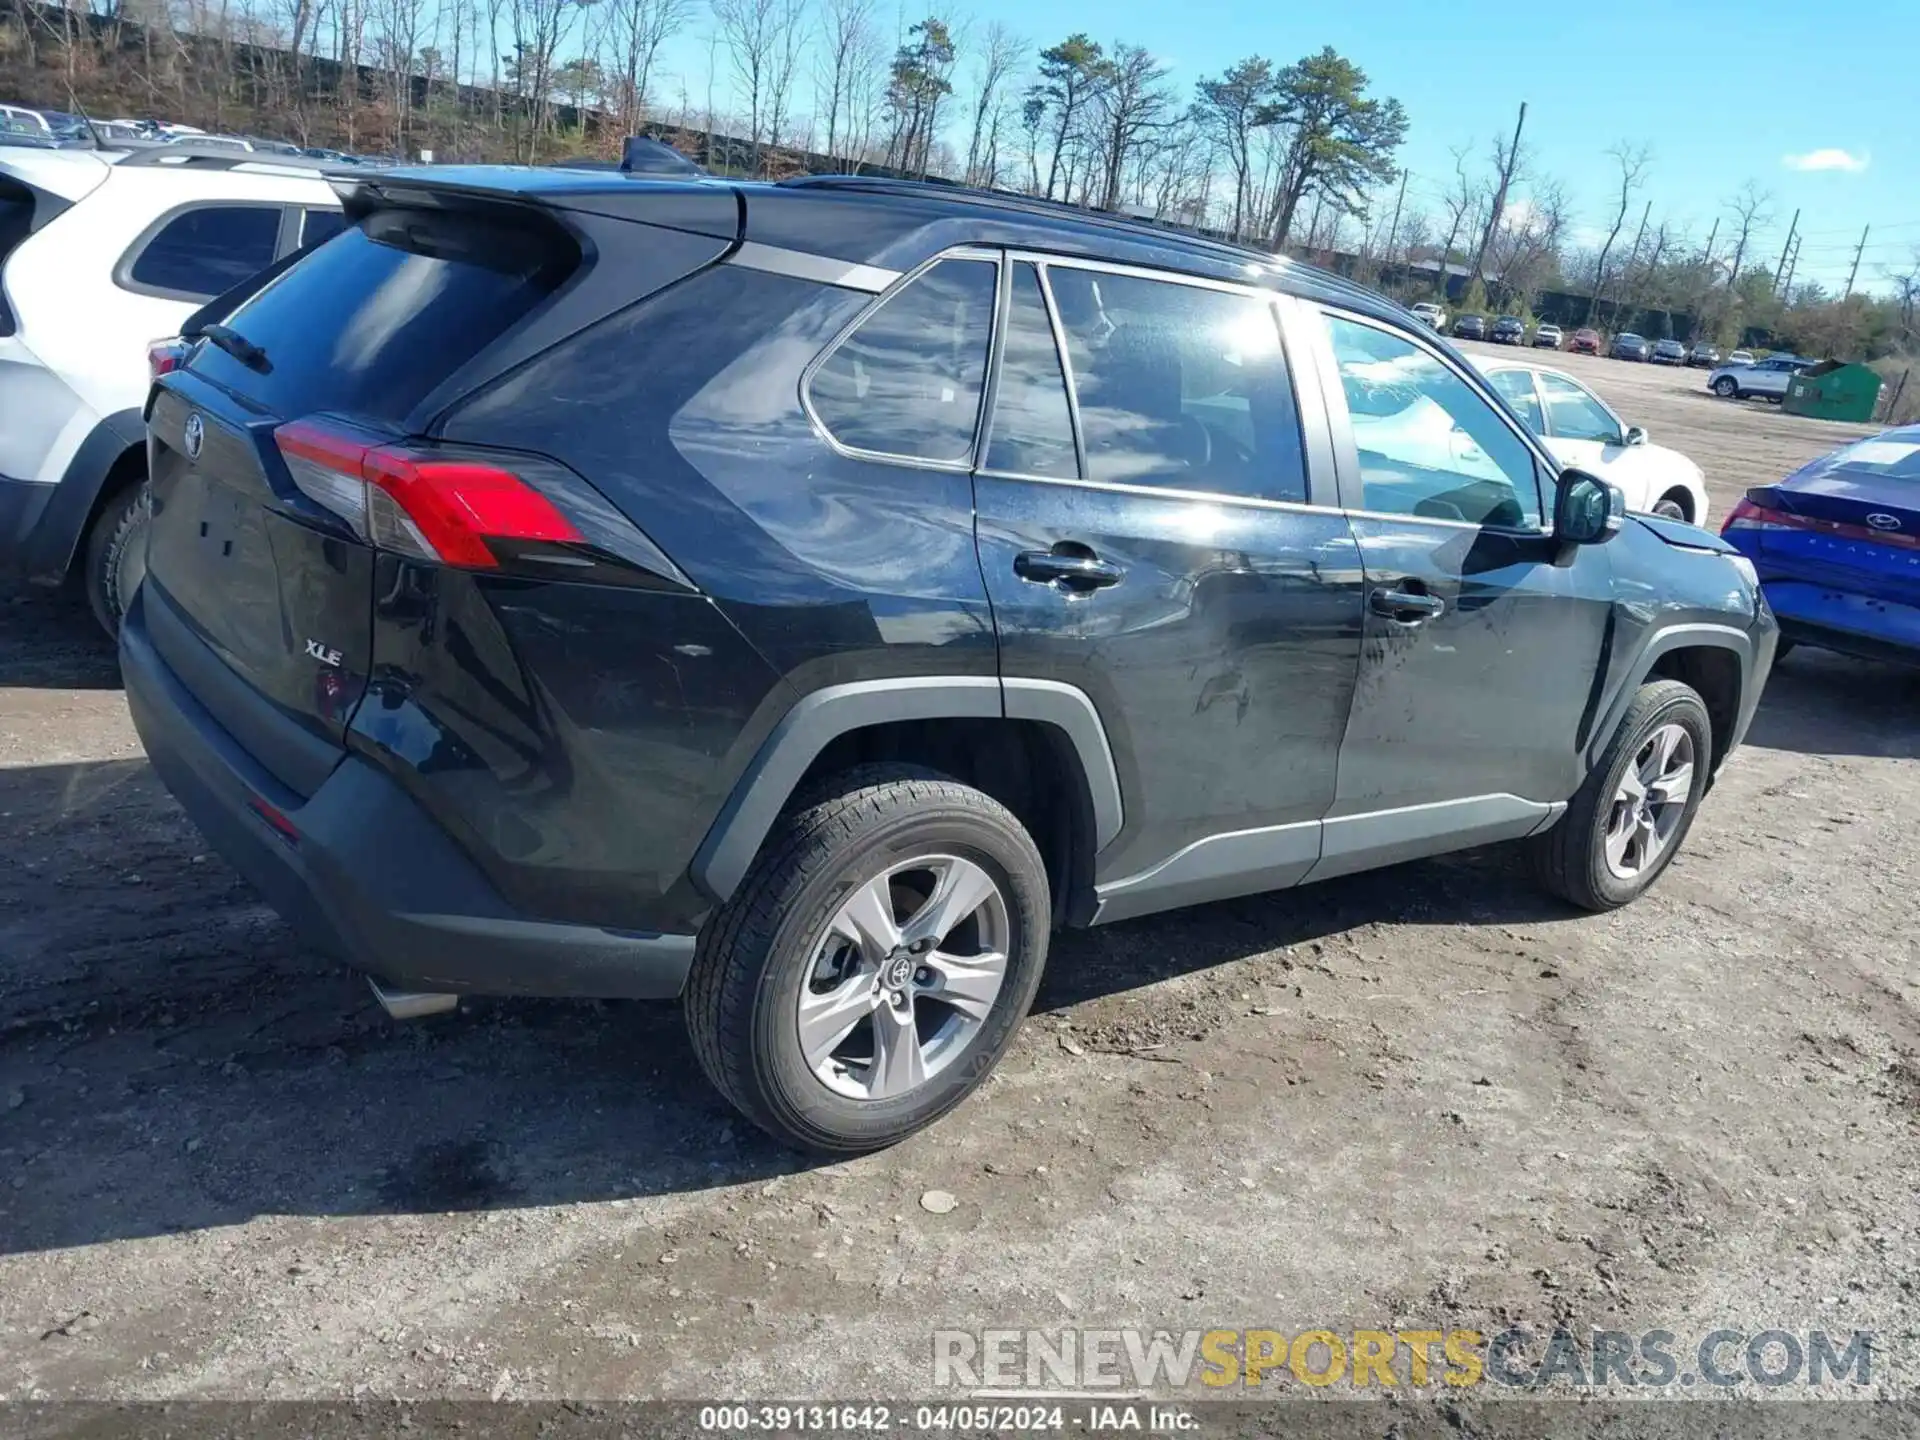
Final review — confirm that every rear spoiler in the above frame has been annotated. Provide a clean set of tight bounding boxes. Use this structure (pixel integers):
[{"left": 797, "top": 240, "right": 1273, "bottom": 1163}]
[{"left": 328, "top": 164, "right": 739, "bottom": 239}]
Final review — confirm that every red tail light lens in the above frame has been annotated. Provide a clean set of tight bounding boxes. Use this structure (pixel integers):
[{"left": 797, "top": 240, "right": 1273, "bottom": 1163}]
[
  {"left": 148, "top": 338, "right": 187, "bottom": 378},
  {"left": 273, "top": 417, "right": 583, "bottom": 569}
]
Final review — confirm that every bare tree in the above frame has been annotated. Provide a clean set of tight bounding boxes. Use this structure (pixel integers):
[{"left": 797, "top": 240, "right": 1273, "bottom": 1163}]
[
  {"left": 1469, "top": 101, "right": 1526, "bottom": 286},
  {"left": 1583, "top": 140, "right": 1650, "bottom": 324},
  {"left": 1886, "top": 248, "right": 1920, "bottom": 345},
  {"left": 713, "top": 0, "right": 785, "bottom": 172},
  {"left": 1193, "top": 56, "right": 1271, "bottom": 240},
  {"left": 601, "top": 0, "right": 688, "bottom": 133},
  {"left": 815, "top": 0, "right": 876, "bottom": 165},
  {"left": 1088, "top": 42, "right": 1170, "bottom": 212},
  {"left": 962, "top": 21, "right": 1023, "bottom": 187},
  {"left": 759, "top": 0, "right": 807, "bottom": 164},
  {"left": 1722, "top": 180, "right": 1773, "bottom": 292},
  {"left": 506, "top": 0, "right": 591, "bottom": 158},
  {"left": 1435, "top": 142, "right": 1483, "bottom": 274}
]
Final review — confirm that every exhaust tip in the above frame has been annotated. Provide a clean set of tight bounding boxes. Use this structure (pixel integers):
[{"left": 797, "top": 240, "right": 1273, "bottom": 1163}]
[{"left": 367, "top": 976, "right": 459, "bottom": 1020}]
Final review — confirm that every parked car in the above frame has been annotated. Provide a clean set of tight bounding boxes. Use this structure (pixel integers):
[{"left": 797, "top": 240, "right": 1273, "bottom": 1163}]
[
  {"left": 1568, "top": 327, "right": 1602, "bottom": 355},
  {"left": 1532, "top": 323, "right": 1563, "bottom": 349},
  {"left": 1723, "top": 428, "right": 1920, "bottom": 665},
  {"left": 1611, "top": 333, "right": 1652, "bottom": 361},
  {"left": 1687, "top": 342, "right": 1721, "bottom": 368},
  {"left": 1727, "top": 349, "right": 1755, "bottom": 366},
  {"left": 1409, "top": 301, "right": 1446, "bottom": 330},
  {"left": 1474, "top": 358, "right": 1711, "bottom": 524},
  {"left": 0, "top": 103, "right": 50, "bottom": 135},
  {"left": 1452, "top": 314, "right": 1486, "bottom": 340},
  {"left": 166, "top": 133, "right": 253, "bottom": 152},
  {"left": 1707, "top": 354, "right": 1809, "bottom": 401},
  {"left": 1651, "top": 339, "right": 1687, "bottom": 366},
  {"left": 1490, "top": 316, "right": 1527, "bottom": 345},
  {"left": 0, "top": 146, "right": 343, "bottom": 632},
  {"left": 120, "top": 168, "right": 1777, "bottom": 1152}
]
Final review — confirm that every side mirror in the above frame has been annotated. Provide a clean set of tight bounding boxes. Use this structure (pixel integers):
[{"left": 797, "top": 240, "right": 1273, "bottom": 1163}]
[
  {"left": 1623, "top": 425, "right": 1649, "bottom": 447},
  {"left": 1554, "top": 469, "right": 1625, "bottom": 546}
]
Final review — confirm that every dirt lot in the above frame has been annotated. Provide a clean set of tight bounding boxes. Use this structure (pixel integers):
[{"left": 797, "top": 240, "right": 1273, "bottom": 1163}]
[{"left": 3, "top": 355, "right": 1917, "bottom": 1411}]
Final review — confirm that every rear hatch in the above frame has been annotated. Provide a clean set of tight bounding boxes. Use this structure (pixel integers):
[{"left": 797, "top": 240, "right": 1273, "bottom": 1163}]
[
  {"left": 143, "top": 196, "right": 589, "bottom": 792},
  {"left": 1725, "top": 433, "right": 1920, "bottom": 603}
]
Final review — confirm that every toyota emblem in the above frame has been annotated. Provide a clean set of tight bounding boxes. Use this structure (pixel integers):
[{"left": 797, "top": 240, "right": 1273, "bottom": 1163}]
[
  {"left": 182, "top": 412, "right": 204, "bottom": 460},
  {"left": 1866, "top": 513, "right": 1902, "bottom": 531}
]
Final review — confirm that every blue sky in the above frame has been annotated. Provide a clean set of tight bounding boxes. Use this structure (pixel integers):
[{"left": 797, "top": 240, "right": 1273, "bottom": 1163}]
[{"left": 647, "top": 0, "right": 1916, "bottom": 294}]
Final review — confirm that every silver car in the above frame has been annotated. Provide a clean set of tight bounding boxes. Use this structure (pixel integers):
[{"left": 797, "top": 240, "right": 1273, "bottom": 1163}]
[{"left": 1707, "top": 354, "right": 1809, "bottom": 401}]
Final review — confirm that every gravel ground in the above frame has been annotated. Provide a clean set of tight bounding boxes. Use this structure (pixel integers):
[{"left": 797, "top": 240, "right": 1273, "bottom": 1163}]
[{"left": 2, "top": 354, "right": 1916, "bottom": 1413}]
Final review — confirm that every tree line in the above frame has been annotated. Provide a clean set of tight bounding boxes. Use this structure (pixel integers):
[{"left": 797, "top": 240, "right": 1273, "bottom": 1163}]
[{"left": 5, "top": 0, "right": 1915, "bottom": 374}]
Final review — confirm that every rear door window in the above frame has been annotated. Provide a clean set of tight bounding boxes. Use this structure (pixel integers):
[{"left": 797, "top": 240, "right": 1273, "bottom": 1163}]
[
  {"left": 1487, "top": 368, "right": 1544, "bottom": 432},
  {"left": 1539, "top": 373, "right": 1621, "bottom": 443},
  {"left": 1047, "top": 265, "right": 1306, "bottom": 503},
  {"left": 123, "top": 203, "right": 283, "bottom": 300},
  {"left": 983, "top": 262, "right": 1077, "bottom": 479},
  {"left": 807, "top": 257, "right": 996, "bottom": 463},
  {"left": 186, "top": 207, "right": 578, "bottom": 423}
]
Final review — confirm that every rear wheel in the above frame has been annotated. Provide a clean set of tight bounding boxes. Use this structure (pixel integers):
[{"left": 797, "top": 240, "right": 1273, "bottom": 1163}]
[
  {"left": 1526, "top": 679, "right": 1711, "bottom": 912},
  {"left": 83, "top": 481, "right": 150, "bottom": 639},
  {"left": 684, "top": 764, "right": 1050, "bottom": 1154}
]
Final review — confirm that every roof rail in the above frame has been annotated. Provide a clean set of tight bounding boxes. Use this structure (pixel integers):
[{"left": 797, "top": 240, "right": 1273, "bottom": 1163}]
[
  {"left": 776, "top": 174, "right": 1281, "bottom": 268},
  {"left": 114, "top": 145, "right": 355, "bottom": 175}
]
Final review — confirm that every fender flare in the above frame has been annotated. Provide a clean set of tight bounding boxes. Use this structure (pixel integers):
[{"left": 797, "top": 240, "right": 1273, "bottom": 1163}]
[
  {"left": 691, "top": 676, "right": 1123, "bottom": 903},
  {"left": 1585, "top": 622, "right": 1754, "bottom": 771},
  {"left": 20, "top": 407, "right": 147, "bottom": 584}
]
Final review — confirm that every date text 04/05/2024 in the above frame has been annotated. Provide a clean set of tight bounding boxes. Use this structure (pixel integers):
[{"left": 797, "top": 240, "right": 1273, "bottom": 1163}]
[{"left": 696, "top": 1404, "right": 1197, "bottom": 1432}]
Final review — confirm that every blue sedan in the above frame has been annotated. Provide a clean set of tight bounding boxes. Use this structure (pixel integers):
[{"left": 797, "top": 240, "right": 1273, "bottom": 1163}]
[{"left": 1722, "top": 426, "right": 1920, "bottom": 664}]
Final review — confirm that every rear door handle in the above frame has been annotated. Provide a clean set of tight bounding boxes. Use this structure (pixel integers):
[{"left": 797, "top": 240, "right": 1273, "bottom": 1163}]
[
  {"left": 1369, "top": 587, "right": 1446, "bottom": 622},
  {"left": 1015, "top": 548, "right": 1124, "bottom": 592}
]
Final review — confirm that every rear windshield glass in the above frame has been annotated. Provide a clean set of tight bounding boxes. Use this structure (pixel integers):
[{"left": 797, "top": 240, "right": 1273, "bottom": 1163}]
[
  {"left": 187, "top": 206, "right": 577, "bottom": 423},
  {"left": 0, "top": 177, "right": 37, "bottom": 334}
]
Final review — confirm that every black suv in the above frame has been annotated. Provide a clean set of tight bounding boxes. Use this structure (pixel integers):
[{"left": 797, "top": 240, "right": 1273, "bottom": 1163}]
[
  {"left": 123, "top": 169, "right": 1778, "bottom": 1153},
  {"left": 1489, "top": 316, "right": 1527, "bottom": 344}
]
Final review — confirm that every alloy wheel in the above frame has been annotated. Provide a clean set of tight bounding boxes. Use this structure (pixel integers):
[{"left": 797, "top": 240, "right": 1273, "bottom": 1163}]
[
  {"left": 797, "top": 855, "right": 1010, "bottom": 1101},
  {"left": 1604, "top": 723, "right": 1695, "bottom": 879}
]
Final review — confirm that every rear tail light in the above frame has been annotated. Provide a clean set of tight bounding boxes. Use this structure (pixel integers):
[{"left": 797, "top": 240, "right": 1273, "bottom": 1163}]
[
  {"left": 1723, "top": 488, "right": 1920, "bottom": 551},
  {"left": 148, "top": 337, "right": 187, "bottom": 378},
  {"left": 274, "top": 417, "right": 583, "bottom": 570}
]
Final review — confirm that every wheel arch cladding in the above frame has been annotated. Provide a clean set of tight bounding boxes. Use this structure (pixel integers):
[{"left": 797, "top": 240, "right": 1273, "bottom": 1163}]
[
  {"left": 691, "top": 677, "right": 1124, "bottom": 910},
  {"left": 1591, "top": 625, "right": 1751, "bottom": 783},
  {"left": 19, "top": 408, "right": 146, "bottom": 583}
]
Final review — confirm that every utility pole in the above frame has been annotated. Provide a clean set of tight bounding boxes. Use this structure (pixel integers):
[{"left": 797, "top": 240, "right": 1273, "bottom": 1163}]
[
  {"left": 1781, "top": 235, "right": 1802, "bottom": 299},
  {"left": 1845, "top": 224, "right": 1870, "bottom": 299},
  {"left": 1700, "top": 216, "right": 1720, "bottom": 270},
  {"left": 1691, "top": 217, "right": 1720, "bottom": 342},
  {"left": 1383, "top": 168, "right": 1409, "bottom": 270},
  {"left": 1773, "top": 207, "right": 1800, "bottom": 295},
  {"left": 1470, "top": 100, "right": 1528, "bottom": 287}
]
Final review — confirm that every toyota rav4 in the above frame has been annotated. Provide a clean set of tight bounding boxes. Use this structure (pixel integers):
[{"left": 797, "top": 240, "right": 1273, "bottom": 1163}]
[{"left": 123, "top": 167, "right": 1778, "bottom": 1153}]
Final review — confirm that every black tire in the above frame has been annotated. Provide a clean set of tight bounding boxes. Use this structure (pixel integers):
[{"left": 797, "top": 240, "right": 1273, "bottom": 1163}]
[
  {"left": 1525, "top": 679, "right": 1712, "bottom": 912},
  {"left": 83, "top": 482, "right": 150, "bottom": 639},
  {"left": 1652, "top": 494, "right": 1689, "bottom": 522},
  {"left": 684, "top": 763, "right": 1050, "bottom": 1154},
  {"left": 1711, "top": 377, "right": 1738, "bottom": 398}
]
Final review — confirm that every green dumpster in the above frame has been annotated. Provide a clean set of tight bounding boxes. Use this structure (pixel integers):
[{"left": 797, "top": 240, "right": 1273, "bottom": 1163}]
[{"left": 1783, "top": 360, "right": 1884, "bottom": 423}]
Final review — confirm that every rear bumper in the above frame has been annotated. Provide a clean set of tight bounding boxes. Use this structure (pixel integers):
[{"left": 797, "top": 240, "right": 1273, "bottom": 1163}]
[
  {"left": 121, "top": 588, "right": 697, "bottom": 999},
  {"left": 1764, "top": 579, "right": 1920, "bottom": 664}
]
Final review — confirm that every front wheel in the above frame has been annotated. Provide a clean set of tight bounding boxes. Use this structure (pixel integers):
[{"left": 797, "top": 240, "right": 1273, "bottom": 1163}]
[
  {"left": 1652, "top": 495, "right": 1689, "bottom": 521},
  {"left": 1711, "top": 377, "right": 1739, "bottom": 398},
  {"left": 1525, "top": 679, "right": 1711, "bottom": 912},
  {"left": 684, "top": 764, "right": 1050, "bottom": 1154},
  {"left": 82, "top": 481, "right": 150, "bottom": 638}
]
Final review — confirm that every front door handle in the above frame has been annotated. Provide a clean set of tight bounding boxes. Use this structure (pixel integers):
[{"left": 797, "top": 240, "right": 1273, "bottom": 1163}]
[
  {"left": 1015, "top": 547, "right": 1124, "bottom": 592},
  {"left": 1369, "top": 587, "right": 1446, "bottom": 622}
]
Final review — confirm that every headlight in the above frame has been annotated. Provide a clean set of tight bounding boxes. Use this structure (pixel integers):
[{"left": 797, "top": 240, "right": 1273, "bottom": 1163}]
[{"left": 1728, "top": 553, "right": 1758, "bottom": 590}]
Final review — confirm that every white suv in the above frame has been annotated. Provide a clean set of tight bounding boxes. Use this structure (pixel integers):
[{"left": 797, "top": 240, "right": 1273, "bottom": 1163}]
[{"left": 0, "top": 146, "right": 343, "bottom": 631}]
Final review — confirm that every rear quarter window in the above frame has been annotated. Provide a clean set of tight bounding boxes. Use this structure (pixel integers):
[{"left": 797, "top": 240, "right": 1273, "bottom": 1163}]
[
  {"left": 121, "top": 203, "right": 284, "bottom": 301},
  {"left": 186, "top": 206, "right": 579, "bottom": 424}
]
